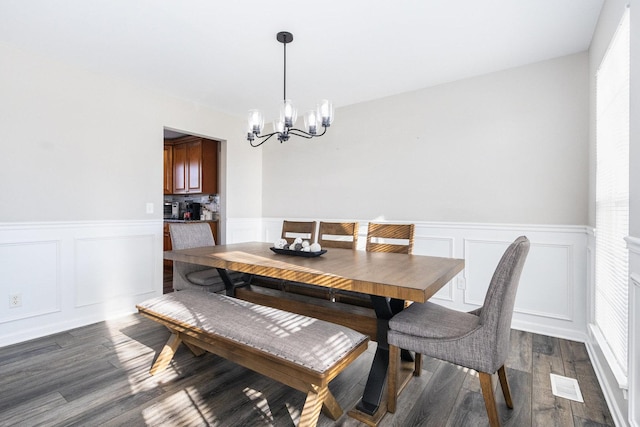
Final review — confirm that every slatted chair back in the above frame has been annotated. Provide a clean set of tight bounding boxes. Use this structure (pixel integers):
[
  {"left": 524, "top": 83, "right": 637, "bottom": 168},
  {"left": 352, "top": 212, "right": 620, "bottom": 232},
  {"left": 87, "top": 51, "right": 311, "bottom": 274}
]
[
  {"left": 318, "top": 221, "right": 359, "bottom": 250},
  {"left": 281, "top": 220, "right": 317, "bottom": 245},
  {"left": 365, "top": 223, "right": 415, "bottom": 254}
]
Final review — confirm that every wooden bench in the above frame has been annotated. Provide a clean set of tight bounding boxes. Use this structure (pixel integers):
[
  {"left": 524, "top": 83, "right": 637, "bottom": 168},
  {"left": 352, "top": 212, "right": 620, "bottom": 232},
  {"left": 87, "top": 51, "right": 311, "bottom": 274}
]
[
  {"left": 235, "top": 283, "right": 379, "bottom": 341},
  {"left": 136, "top": 290, "right": 369, "bottom": 427}
]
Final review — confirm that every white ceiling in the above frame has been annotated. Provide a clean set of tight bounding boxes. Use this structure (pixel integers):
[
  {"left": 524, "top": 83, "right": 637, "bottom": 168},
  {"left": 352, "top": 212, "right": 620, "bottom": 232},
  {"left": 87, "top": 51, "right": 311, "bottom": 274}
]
[{"left": 0, "top": 0, "right": 603, "bottom": 121}]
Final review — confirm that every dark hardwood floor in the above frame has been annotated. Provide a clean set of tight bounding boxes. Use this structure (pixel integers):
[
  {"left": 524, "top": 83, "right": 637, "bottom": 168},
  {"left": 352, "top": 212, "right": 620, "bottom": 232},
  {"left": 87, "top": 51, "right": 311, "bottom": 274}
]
[{"left": 0, "top": 310, "right": 613, "bottom": 426}]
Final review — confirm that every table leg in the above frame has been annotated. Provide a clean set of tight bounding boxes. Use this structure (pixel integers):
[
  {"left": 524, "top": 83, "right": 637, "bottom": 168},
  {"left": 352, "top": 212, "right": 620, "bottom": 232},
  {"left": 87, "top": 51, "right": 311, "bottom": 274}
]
[
  {"left": 356, "top": 295, "right": 405, "bottom": 416},
  {"left": 216, "top": 268, "right": 237, "bottom": 296}
]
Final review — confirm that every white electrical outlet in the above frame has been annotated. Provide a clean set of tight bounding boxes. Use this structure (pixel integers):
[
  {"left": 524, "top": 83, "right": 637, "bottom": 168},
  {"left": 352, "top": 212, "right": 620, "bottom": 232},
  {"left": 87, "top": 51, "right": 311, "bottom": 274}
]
[
  {"left": 146, "top": 202, "right": 154, "bottom": 214},
  {"left": 10, "top": 293, "right": 22, "bottom": 308}
]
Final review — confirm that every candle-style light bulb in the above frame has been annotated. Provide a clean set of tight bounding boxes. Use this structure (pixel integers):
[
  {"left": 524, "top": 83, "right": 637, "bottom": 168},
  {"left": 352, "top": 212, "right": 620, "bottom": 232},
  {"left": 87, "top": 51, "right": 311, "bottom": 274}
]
[
  {"left": 318, "top": 100, "right": 334, "bottom": 127},
  {"left": 280, "top": 99, "right": 297, "bottom": 128}
]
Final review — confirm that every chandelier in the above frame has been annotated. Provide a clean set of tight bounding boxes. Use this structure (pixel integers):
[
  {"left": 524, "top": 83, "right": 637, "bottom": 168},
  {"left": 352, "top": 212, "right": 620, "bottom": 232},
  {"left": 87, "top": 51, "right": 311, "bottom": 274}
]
[{"left": 246, "top": 31, "right": 334, "bottom": 147}]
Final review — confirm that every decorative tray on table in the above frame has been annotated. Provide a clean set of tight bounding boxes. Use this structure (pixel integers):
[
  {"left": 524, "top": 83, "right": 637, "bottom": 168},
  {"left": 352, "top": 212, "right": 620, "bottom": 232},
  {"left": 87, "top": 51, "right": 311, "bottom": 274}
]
[{"left": 270, "top": 247, "right": 327, "bottom": 258}]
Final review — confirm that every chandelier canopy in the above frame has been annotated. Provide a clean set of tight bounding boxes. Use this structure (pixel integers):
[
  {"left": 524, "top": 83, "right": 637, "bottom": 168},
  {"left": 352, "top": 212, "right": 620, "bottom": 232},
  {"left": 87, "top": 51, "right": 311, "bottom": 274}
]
[{"left": 246, "top": 31, "right": 334, "bottom": 147}]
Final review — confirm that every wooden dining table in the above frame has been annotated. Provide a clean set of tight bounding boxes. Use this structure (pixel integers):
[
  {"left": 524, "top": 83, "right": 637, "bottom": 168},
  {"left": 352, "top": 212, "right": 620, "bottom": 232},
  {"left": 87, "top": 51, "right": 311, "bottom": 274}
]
[{"left": 164, "top": 241, "right": 464, "bottom": 424}]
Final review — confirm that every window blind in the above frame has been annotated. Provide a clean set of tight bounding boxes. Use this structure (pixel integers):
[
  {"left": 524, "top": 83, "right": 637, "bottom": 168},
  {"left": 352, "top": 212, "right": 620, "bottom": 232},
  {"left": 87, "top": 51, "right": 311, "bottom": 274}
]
[{"left": 594, "top": 9, "right": 629, "bottom": 380}]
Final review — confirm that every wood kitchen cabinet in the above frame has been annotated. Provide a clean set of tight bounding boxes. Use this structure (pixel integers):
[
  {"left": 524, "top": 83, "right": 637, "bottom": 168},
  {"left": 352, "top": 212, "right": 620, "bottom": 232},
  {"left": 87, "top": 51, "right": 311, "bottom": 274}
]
[
  {"left": 169, "top": 136, "right": 218, "bottom": 194},
  {"left": 163, "top": 145, "right": 173, "bottom": 195}
]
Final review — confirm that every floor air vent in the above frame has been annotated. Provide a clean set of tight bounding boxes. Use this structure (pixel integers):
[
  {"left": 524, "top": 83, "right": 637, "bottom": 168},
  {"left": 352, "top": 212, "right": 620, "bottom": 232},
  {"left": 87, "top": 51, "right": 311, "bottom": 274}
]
[{"left": 550, "top": 373, "right": 584, "bottom": 402}]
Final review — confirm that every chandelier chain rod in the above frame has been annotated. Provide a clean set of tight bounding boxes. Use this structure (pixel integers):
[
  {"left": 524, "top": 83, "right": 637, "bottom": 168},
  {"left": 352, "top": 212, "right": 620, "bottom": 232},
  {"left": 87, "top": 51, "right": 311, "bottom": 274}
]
[{"left": 283, "top": 39, "right": 287, "bottom": 102}]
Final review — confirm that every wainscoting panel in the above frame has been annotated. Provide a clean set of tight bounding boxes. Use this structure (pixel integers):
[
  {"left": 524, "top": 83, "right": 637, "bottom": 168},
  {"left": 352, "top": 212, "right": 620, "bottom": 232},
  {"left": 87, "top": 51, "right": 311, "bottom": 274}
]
[
  {"left": 0, "top": 240, "right": 60, "bottom": 322},
  {"left": 75, "top": 234, "right": 155, "bottom": 307},
  {"left": 464, "top": 239, "right": 573, "bottom": 321},
  {"left": 621, "top": 235, "right": 638, "bottom": 427},
  {"left": 414, "top": 235, "right": 456, "bottom": 301},
  {"left": 0, "top": 220, "right": 163, "bottom": 347},
  {"left": 630, "top": 265, "right": 640, "bottom": 427}
]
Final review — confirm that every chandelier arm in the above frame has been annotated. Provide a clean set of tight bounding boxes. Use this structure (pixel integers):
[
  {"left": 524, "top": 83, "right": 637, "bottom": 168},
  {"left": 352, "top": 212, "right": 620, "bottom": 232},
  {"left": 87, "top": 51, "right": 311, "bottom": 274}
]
[
  {"left": 250, "top": 132, "right": 277, "bottom": 147},
  {"left": 287, "top": 129, "right": 315, "bottom": 139},
  {"left": 287, "top": 125, "right": 329, "bottom": 139}
]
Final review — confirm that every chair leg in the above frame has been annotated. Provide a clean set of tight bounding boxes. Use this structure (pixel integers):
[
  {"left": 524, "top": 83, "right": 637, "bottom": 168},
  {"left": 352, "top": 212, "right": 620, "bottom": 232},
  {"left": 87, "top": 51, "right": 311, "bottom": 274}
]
[
  {"left": 414, "top": 352, "right": 422, "bottom": 376},
  {"left": 479, "top": 372, "right": 501, "bottom": 427},
  {"left": 497, "top": 365, "right": 514, "bottom": 409},
  {"left": 387, "top": 344, "right": 399, "bottom": 413}
]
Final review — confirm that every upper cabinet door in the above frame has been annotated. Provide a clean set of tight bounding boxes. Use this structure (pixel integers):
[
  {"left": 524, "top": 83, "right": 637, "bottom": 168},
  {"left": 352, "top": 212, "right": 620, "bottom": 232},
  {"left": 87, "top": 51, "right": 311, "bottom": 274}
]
[
  {"left": 167, "top": 136, "right": 218, "bottom": 195},
  {"left": 200, "top": 139, "right": 218, "bottom": 194},
  {"left": 172, "top": 143, "right": 187, "bottom": 193},
  {"left": 163, "top": 145, "right": 173, "bottom": 195},
  {"left": 187, "top": 140, "right": 203, "bottom": 193}
]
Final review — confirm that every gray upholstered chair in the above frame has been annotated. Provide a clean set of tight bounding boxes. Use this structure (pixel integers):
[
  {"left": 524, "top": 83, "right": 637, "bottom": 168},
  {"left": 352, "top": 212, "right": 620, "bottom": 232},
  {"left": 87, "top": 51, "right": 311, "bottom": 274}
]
[
  {"left": 387, "top": 236, "right": 530, "bottom": 427},
  {"left": 169, "top": 222, "right": 226, "bottom": 293}
]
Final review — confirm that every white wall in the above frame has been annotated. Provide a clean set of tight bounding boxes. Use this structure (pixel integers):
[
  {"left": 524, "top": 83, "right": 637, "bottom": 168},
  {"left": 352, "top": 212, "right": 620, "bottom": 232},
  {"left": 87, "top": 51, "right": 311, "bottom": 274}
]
[
  {"left": 262, "top": 53, "right": 589, "bottom": 226},
  {"left": 0, "top": 41, "right": 262, "bottom": 222},
  {"left": 0, "top": 41, "right": 263, "bottom": 345}
]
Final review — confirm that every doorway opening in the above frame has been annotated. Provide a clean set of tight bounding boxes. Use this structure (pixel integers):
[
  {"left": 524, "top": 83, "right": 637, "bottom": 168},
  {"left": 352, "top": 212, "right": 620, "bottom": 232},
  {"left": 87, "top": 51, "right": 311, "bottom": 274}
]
[{"left": 163, "top": 128, "right": 225, "bottom": 293}]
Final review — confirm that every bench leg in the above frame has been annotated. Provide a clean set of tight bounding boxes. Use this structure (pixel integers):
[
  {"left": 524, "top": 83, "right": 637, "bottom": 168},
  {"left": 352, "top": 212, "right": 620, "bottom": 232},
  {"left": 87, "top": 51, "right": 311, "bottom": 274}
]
[
  {"left": 183, "top": 342, "right": 206, "bottom": 357},
  {"left": 299, "top": 385, "right": 329, "bottom": 427},
  {"left": 320, "top": 389, "right": 343, "bottom": 420},
  {"left": 150, "top": 332, "right": 182, "bottom": 375}
]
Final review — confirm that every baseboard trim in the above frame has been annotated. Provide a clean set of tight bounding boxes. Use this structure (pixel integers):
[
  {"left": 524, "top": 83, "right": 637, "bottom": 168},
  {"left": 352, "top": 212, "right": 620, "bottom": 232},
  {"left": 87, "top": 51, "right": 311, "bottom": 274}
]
[{"left": 585, "top": 337, "right": 630, "bottom": 427}]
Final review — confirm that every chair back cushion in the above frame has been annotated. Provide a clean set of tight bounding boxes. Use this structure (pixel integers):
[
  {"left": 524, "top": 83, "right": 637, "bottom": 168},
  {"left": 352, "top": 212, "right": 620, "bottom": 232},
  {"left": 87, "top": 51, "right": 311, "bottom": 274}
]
[
  {"left": 479, "top": 236, "right": 530, "bottom": 366},
  {"left": 169, "top": 222, "right": 215, "bottom": 249}
]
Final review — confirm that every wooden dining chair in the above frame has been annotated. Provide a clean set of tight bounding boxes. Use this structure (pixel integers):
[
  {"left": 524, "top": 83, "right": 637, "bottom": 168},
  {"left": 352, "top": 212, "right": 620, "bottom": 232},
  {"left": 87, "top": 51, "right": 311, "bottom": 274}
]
[
  {"left": 366, "top": 222, "right": 415, "bottom": 254},
  {"left": 250, "top": 220, "right": 318, "bottom": 292},
  {"left": 281, "top": 220, "right": 317, "bottom": 245},
  {"left": 387, "top": 236, "right": 530, "bottom": 427},
  {"left": 317, "top": 221, "right": 359, "bottom": 249},
  {"left": 335, "top": 222, "right": 416, "bottom": 308}
]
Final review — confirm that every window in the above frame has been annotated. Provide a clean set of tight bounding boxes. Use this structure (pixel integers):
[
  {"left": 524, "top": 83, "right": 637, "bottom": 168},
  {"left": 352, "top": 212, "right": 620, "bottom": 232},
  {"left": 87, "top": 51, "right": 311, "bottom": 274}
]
[{"left": 594, "top": 8, "right": 629, "bottom": 385}]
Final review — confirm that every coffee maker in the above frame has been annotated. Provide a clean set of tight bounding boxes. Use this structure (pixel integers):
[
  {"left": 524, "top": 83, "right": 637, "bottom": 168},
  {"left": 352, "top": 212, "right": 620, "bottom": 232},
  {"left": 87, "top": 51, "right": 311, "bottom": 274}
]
[{"left": 187, "top": 202, "right": 201, "bottom": 220}]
